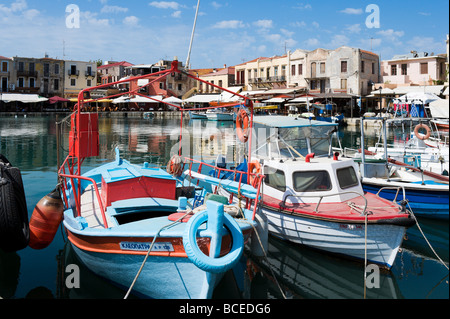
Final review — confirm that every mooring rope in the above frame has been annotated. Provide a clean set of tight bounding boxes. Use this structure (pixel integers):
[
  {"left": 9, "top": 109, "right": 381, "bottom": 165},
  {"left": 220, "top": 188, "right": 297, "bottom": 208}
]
[
  {"left": 124, "top": 209, "right": 193, "bottom": 299},
  {"left": 406, "top": 203, "right": 449, "bottom": 271}
]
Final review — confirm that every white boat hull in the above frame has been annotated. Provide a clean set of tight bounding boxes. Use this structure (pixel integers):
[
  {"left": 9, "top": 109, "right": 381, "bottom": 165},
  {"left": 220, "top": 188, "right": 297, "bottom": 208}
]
[
  {"left": 206, "top": 112, "right": 234, "bottom": 121},
  {"left": 262, "top": 207, "right": 406, "bottom": 269}
]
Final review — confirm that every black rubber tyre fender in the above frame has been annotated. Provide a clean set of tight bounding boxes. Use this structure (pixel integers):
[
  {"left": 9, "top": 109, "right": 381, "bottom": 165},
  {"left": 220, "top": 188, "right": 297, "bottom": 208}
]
[{"left": 0, "top": 155, "right": 30, "bottom": 252}]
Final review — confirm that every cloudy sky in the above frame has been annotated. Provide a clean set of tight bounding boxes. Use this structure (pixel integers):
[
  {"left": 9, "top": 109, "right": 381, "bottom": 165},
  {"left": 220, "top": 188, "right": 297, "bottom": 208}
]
[{"left": 1, "top": 0, "right": 448, "bottom": 68}]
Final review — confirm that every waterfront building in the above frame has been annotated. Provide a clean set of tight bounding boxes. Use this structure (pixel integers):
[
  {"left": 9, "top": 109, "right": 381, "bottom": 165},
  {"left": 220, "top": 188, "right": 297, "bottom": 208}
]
[
  {"left": 98, "top": 61, "right": 133, "bottom": 87},
  {"left": 198, "top": 65, "right": 235, "bottom": 93},
  {"left": 63, "top": 60, "right": 97, "bottom": 99},
  {"left": 0, "top": 55, "right": 12, "bottom": 93},
  {"left": 6, "top": 56, "right": 65, "bottom": 97},
  {"left": 381, "top": 52, "right": 447, "bottom": 87},
  {"left": 305, "top": 46, "right": 379, "bottom": 96}
]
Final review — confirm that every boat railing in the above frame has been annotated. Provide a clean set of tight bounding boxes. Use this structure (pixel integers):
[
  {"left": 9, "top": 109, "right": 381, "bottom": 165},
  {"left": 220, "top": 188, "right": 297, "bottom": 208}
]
[
  {"left": 375, "top": 186, "right": 407, "bottom": 205},
  {"left": 58, "top": 155, "right": 108, "bottom": 228},
  {"left": 282, "top": 191, "right": 369, "bottom": 216},
  {"left": 182, "top": 157, "right": 265, "bottom": 221}
]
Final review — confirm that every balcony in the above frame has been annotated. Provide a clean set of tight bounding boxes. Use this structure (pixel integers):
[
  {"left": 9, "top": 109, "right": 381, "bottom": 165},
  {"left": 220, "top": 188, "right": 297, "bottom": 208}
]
[
  {"left": 85, "top": 71, "right": 95, "bottom": 77},
  {"left": 68, "top": 70, "right": 80, "bottom": 77},
  {"left": 17, "top": 70, "right": 38, "bottom": 78}
]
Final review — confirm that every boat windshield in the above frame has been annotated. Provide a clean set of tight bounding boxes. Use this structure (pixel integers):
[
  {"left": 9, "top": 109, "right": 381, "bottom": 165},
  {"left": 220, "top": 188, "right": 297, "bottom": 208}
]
[{"left": 254, "top": 124, "right": 335, "bottom": 159}]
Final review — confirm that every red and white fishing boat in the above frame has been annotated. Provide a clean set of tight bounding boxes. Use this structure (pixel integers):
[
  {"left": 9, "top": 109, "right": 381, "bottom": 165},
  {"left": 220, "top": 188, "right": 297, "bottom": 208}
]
[{"left": 218, "top": 116, "right": 416, "bottom": 269}]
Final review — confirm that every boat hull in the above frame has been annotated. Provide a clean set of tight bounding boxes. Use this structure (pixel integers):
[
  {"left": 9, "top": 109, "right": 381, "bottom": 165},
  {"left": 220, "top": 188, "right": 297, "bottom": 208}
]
[
  {"left": 206, "top": 113, "right": 234, "bottom": 121},
  {"left": 262, "top": 206, "right": 407, "bottom": 269},
  {"left": 362, "top": 179, "right": 449, "bottom": 220},
  {"left": 70, "top": 243, "right": 224, "bottom": 299}
]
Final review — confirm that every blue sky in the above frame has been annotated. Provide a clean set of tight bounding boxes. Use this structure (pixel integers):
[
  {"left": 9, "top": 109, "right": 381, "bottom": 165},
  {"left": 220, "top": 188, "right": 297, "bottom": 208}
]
[{"left": 1, "top": 0, "right": 448, "bottom": 68}]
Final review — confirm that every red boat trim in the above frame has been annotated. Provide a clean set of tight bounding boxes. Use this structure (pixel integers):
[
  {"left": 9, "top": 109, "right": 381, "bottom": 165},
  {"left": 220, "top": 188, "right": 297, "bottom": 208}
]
[
  {"left": 262, "top": 193, "right": 415, "bottom": 226},
  {"left": 66, "top": 229, "right": 253, "bottom": 257}
]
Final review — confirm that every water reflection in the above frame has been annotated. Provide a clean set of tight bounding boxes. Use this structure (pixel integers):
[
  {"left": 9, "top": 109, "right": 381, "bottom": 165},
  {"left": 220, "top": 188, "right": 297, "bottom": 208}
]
[{"left": 0, "top": 114, "right": 448, "bottom": 299}]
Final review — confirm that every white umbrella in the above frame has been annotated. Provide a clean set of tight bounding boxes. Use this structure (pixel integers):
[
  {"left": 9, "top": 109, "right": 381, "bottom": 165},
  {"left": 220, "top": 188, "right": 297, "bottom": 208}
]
[{"left": 397, "top": 92, "right": 440, "bottom": 104}]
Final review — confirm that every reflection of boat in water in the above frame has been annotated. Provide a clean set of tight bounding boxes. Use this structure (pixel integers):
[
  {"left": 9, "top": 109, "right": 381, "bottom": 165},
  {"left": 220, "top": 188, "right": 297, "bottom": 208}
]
[
  {"left": 245, "top": 236, "right": 403, "bottom": 299},
  {"left": 189, "top": 111, "right": 207, "bottom": 120},
  {"left": 205, "top": 110, "right": 234, "bottom": 121}
]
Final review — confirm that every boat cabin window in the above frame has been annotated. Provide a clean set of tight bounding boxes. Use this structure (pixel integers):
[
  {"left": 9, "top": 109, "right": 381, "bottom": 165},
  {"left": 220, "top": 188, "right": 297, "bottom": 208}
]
[
  {"left": 263, "top": 166, "right": 286, "bottom": 192},
  {"left": 336, "top": 166, "right": 359, "bottom": 189},
  {"left": 293, "top": 170, "right": 332, "bottom": 192}
]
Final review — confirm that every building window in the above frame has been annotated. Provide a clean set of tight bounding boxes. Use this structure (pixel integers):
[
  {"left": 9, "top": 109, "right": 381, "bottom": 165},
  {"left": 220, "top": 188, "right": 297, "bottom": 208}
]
[
  {"left": 311, "top": 62, "right": 316, "bottom": 78},
  {"left": 44, "top": 63, "right": 50, "bottom": 77},
  {"left": 361, "top": 61, "right": 365, "bottom": 73},
  {"left": 291, "top": 65, "right": 296, "bottom": 76},
  {"left": 178, "top": 84, "right": 182, "bottom": 91},
  {"left": 87, "top": 79, "right": 92, "bottom": 87},
  {"left": 87, "top": 66, "right": 92, "bottom": 76},
  {"left": 29, "top": 78, "right": 35, "bottom": 87},
  {"left": 299, "top": 64, "right": 303, "bottom": 75},
  {"left": 71, "top": 78, "right": 76, "bottom": 86},
  {"left": 55, "top": 64, "right": 60, "bottom": 75},
  {"left": 401, "top": 64, "right": 407, "bottom": 75},
  {"left": 1, "top": 61, "right": 7, "bottom": 72},
  {"left": 320, "top": 62, "right": 326, "bottom": 74},
  {"left": 18, "top": 62, "right": 24, "bottom": 72},
  {"left": 391, "top": 65, "right": 397, "bottom": 76},
  {"left": 372, "top": 62, "right": 376, "bottom": 74},
  {"left": 54, "top": 79, "right": 59, "bottom": 91},
  {"left": 420, "top": 62, "right": 428, "bottom": 74},
  {"left": 29, "top": 62, "right": 35, "bottom": 73},
  {"left": 341, "top": 79, "right": 347, "bottom": 90},
  {"left": 274, "top": 66, "right": 279, "bottom": 76},
  {"left": 70, "top": 65, "right": 77, "bottom": 76},
  {"left": 266, "top": 67, "right": 270, "bottom": 79},
  {"left": 341, "top": 61, "right": 347, "bottom": 73},
  {"left": 18, "top": 78, "right": 24, "bottom": 87}
]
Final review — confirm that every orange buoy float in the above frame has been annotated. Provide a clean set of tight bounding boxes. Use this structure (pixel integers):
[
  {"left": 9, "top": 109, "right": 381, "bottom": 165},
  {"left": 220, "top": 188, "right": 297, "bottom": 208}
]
[
  {"left": 248, "top": 160, "right": 262, "bottom": 188},
  {"left": 166, "top": 155, "right": 183, "bottom": 177},
  {"left": 414, "top": 124, "right": 431, "bottom": 140},
  {"left": 28, "top": 188, "right": 64, "bottom": 250},
  {"left": 236, "top": 109, "right": 250, "bottom": 143}
]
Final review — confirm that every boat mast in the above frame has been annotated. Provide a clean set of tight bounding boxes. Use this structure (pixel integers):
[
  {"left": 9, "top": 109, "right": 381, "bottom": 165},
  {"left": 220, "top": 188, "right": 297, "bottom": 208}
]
[{"left": 186, "top": 0, "right": 200, "bottom": 69}]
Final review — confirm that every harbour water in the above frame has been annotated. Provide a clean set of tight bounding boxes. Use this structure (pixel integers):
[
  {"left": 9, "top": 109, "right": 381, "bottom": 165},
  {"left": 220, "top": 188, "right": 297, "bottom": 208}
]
[{"left": 0, "top": 113, "right": 448, "bottom": 299}]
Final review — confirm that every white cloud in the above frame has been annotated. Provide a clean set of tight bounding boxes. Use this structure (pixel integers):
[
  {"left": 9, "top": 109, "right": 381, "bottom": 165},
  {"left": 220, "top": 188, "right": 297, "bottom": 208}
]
[
  {"left": 329, "top": 34, "right": 350, "bottom": 48},
  {"left": 290, "top": 21, "right": 306, "bottom": 28},
  {"left": 212, "top": 20, "right": 245, "bottom": 29},
  {"left": 171, "top": 10, "right": 181, "bottom": 18},
  {"left": 101, "top": 5, "right": 128, "bottom": 14},
  {"left": 280, "top": 28, "right": 294, "bottom": 38},
  {"left": 123, "top": 16, "right": 139, "bottom": 26},
  {"left": 253, "top": 19, "right": 273, "bottom": 29},
  {"left": 346, "top": 24, "right": 361, "bottom": 34},
  {"left": 377, "top": 29, "right": 405, "bottom": 43},
  {"left": 340, "top": 8, "right": 363, "bottom": 15},
  {"left": 211, "top": 2, "right": 222, "bottom": 9},
  {"left": 294, "top": 3, "right": 312, "bottom": 10},
  {"left": 149, "top": 1, "right": 181, "bottom": 10},
  {"left": 304, "top": 38, "right": 320, "bottom": 47}
]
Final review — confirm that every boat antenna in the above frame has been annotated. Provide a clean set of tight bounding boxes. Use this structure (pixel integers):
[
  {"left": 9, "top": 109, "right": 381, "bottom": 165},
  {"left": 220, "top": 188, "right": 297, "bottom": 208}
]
[{"left": 186, "top": 0, "right": 200, "bottom": 70}]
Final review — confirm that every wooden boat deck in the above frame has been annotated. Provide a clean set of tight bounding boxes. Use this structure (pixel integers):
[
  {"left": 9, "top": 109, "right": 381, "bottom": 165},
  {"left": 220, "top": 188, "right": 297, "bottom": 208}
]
[{"left": 80, "top": 184, "right": 113, "bottom": 229}]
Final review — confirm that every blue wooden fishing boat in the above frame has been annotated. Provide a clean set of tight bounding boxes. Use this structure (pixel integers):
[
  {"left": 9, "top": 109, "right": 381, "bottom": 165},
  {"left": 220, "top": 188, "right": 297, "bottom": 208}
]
[{"left": 28, "top": 59, "right": 263, "bottom": 299}]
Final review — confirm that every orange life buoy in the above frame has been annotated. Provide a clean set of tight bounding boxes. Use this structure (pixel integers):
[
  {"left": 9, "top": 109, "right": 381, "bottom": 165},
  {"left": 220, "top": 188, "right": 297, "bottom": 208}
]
[
  {"left": 414, "top": 124, "right": 431, "bottom": 140},
  {"left": 236, "top": 109, "right": 250, "bottom": 143},
  {"left": 248, "top": 160, "right": 261, "bottom": 188},
  {"left": 166, "top": 155, "right": 183, "bottom": 177}
]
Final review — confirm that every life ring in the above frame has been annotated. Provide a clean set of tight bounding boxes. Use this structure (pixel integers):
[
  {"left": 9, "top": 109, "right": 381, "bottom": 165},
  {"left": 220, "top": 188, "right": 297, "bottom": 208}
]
[
  {"left": 414, "top": 124, "right": 431, "bottom": 140},
  {"left": 166, "top": 155, "right": 183, "bottom": 177},
  {"left": 236, "top": 109, "right": 250, "bottom": 143},
  {"left": 248, "top": 160, "right": 261, "bottom": 188},
  {"left": 182, "top": 208, "right": 244, "bottom": 274},
  {"left": 0, "top": 154, "right": 29, "bottom": 252}
]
